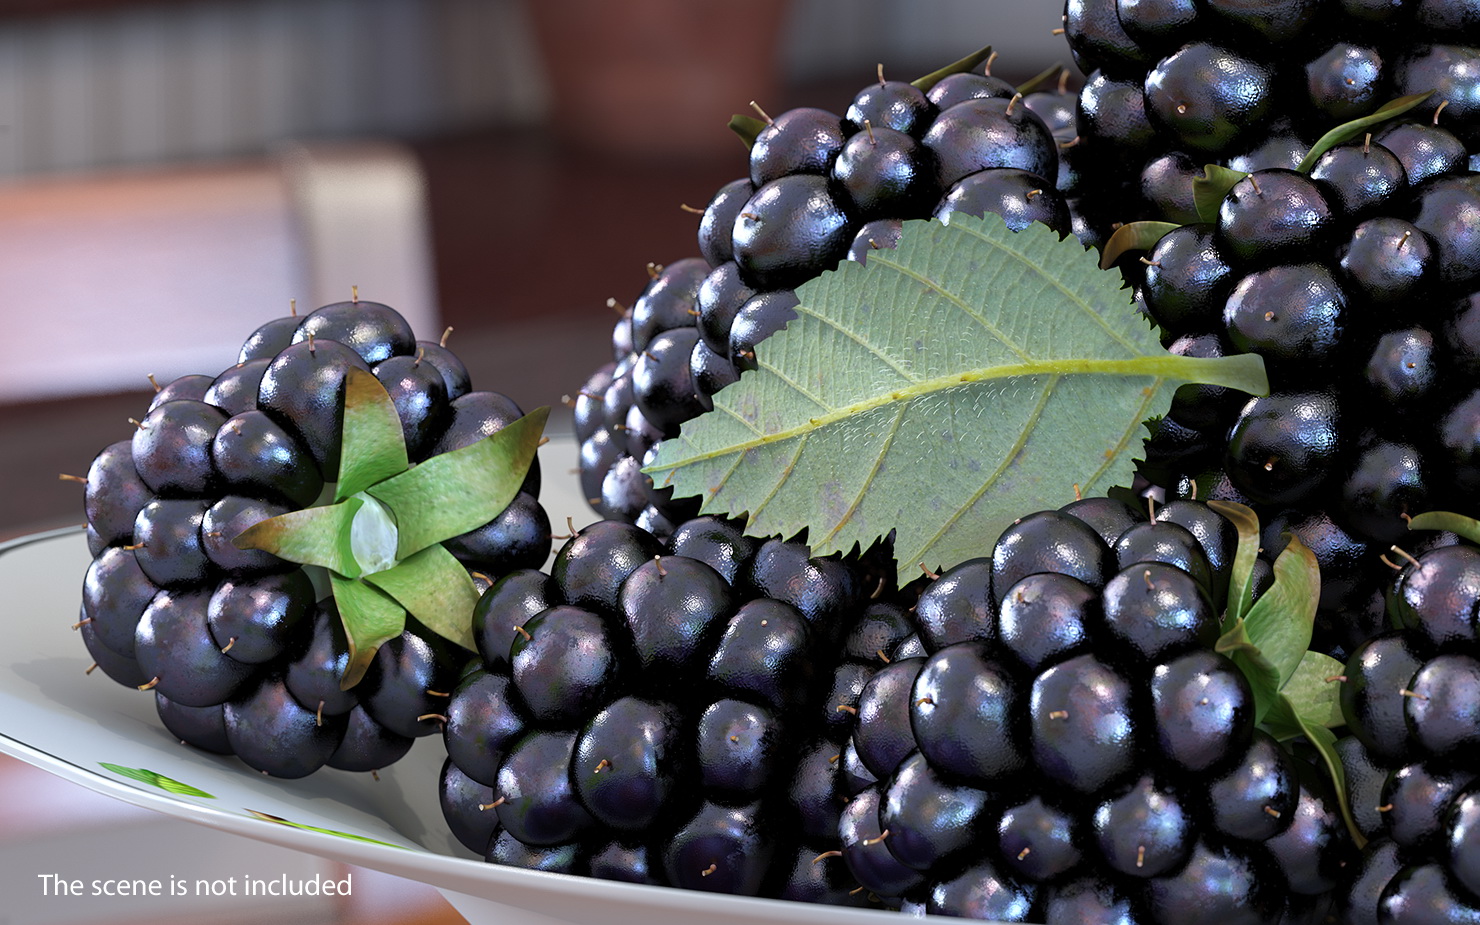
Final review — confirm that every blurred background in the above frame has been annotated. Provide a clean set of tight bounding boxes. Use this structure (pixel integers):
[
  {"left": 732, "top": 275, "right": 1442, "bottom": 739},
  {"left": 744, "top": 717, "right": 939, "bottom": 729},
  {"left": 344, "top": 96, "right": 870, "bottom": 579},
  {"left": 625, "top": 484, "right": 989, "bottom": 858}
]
[{"left": 0, "top": 1, "right": 1064, "bottom": 922}]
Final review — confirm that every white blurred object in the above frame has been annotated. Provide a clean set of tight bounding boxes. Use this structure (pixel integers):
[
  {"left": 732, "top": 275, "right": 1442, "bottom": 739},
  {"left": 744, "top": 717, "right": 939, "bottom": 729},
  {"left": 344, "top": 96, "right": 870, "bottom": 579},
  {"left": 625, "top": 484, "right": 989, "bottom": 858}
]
[
  {"left": 277, "top": 140, "right": 438, "bottom": 324},
  {"left": 0, "top": 140, "right": 437, "bottom": 403}
]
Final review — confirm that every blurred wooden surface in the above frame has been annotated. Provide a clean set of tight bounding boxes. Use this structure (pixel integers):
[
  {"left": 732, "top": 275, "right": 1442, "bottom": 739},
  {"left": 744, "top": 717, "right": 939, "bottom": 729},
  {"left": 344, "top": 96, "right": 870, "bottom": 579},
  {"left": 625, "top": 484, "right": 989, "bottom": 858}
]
[{"left": 0, "top": 125, "right": 736, "bottom": 542}]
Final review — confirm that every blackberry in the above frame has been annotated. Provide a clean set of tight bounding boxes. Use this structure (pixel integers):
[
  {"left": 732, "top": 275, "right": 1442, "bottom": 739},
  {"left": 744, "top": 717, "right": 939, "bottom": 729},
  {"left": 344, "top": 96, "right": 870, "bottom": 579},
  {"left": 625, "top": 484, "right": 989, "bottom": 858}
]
[
  {"left": 73, "top": 296, "right": 549, "bottom": 778},
  {"left": 1054, "top": 3, "right": 1480, "bottom": 661},
  {"left": 826, "top": 498, "right": 1343, "bottom": 920},
  {"left": 1061, "top": 0, "right": 1480, "bottom": 236},
  {"left": 1334, "top": 535, "right": 1480, "bottom": 922},
  {"left": 437, "top": 514, "right": 901, "bottom": 903},
  {"left": 1116, "top": 133, "right": 1480, "bottom": 659},
  {"left": 572, "top": 49, "right": 1077, "bottom": 528}
]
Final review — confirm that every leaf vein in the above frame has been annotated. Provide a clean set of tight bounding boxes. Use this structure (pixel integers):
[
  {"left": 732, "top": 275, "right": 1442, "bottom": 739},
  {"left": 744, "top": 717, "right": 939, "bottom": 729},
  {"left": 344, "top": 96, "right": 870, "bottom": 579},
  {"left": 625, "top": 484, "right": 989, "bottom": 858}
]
[
  {"left": 818, "top": 400, "right": 909, "bottom": 548},
  {"left": 1082, "top": 378, "right": 1167, "bottom": 489},
  {"left": 749, "top": 432, "right": 810, "bottom": 522},
  {"left": 902, "top": 374, "right": 1059, "bottom": 568},
  {"left": 665, "top": 357, "right": 1192, "bottom": 469},
  {"left": 791, "top": 299, "right": 921, "bottom": 384},
  {"left": 707, "top": 447, "right": 748, "bottom": 501},
  {"left": 756, "top": 353, "right": 834, "bottom": 410},
  {"left": 712, "top": 397, "right": 767, "bottom": 436},
  {"left": 865, "top": 251, "right": 1033, "bottom": 362},
  {"left": 944, "top": 221, "right": 1143, "bottom": 355}
]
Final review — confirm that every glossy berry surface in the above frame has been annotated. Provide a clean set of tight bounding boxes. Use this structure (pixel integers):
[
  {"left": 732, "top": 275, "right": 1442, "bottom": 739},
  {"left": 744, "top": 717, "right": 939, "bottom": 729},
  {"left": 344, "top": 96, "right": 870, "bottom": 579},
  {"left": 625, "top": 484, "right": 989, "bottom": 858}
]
[{"left": 75, "top": 297, "right": 545, "bottom": 780}]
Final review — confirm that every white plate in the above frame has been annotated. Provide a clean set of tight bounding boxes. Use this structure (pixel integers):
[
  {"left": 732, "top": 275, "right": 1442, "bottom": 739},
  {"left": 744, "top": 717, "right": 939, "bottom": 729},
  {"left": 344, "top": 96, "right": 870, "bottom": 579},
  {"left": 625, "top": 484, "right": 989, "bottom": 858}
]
[{"left": 0, "top": 435, "right": 944, "bottom": 925}]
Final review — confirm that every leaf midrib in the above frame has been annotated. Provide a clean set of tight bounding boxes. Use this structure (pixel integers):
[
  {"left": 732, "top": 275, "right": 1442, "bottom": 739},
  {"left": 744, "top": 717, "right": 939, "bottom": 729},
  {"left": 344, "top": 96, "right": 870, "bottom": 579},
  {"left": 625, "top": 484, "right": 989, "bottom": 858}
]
[{"left": 656, "top": 355, "right": 1189, "bottom": 469}]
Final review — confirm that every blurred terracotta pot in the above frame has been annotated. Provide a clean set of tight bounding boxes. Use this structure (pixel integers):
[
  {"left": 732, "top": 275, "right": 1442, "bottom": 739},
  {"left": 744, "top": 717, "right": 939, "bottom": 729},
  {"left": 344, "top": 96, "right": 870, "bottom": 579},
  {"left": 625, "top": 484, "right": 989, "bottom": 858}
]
[{"left": 526, "top": 0, "right": 791, "bottom": 158}]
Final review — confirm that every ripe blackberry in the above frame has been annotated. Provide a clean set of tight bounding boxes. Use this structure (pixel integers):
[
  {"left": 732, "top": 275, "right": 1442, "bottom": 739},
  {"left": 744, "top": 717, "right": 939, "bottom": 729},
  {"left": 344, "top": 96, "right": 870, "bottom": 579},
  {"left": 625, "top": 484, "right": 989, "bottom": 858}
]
[
  {"left": 826, "top": 497, "right": 1343, "bottom": 920},
  {"left": 1333, "top": 536, "right": 1480, "bottom": 922},
  {"left": 1119, "top": 132, "right": 1480, "bottom": 660},
  {"left": 437, "top": 514, "right": 901, "bottom": 904},
  {"left": 1062, "top": 18, "right": 1480, "bottom": 642},
  {"left": 572, "top": 51, "right": 1077, "bottom": 529},
  {"left": 73, "top": 297, "right": 549, "bottom": 778},
  {"left": 1060, "top": 0, "right": 1480, "bottom": 236}
]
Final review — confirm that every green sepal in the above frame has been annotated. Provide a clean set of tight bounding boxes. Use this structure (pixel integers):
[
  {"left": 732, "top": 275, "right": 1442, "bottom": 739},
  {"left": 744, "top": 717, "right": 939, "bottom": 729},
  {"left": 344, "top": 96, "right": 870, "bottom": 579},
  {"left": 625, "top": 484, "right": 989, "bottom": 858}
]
[
  {"left": 1260, "top": 698, "right": 1368, "bottom": 850},
  {"left": 1408, "top": 510, "right": 1480, "bottom": 546},
  {"left": 729, "top": 114, "right": 767, "bottom": 150},
  {"left": 1015, "top": 62, "right": 1064, "bottom": 95},
  {"left": 362, "top": 544, "right": 479, "bottom": 652},
  {"left": 1295, "top": 91, "right": 1436, "bottom": 174},
  {"left": 1299, "top": 722, "right": 1368, "bottom": 850},
  {"left": 1260, "top": 690, "right": 1304, "bottom": 741},
  {"left": 233, "top": 498, "right": 363, "bottom": 579},
  {"left": 368, "top": 406, "right": 549, "bottom": 559},
  {"left": 1208, "top": 499, "right": 1262, "bottom": 626},
  {"left": 1216, "top": 616, "right": 1282, "bottom": 723},
  {"left": 1193, "top": 164, "right": 1250, "bottom": 223},
  {"left": 336, "top": 367, "right": 410, "bottom": 502},
  {"left": 1241, "top": 533, "right": 1321, "bottom": 689},
  {"left": 330, "top": 573, "right": 407, "bottom": 690},
  {"left": 911, "top": 44, "right": 993, "bottom": 91},
  {"left": 1281, "top": 649, "right": 1348, "bottom": 730},
  {"left": 99, "top": 763, "right": 215, "bottom": 799},
  {"left": 1099, "top": 221, "right": 1180, "bottom": 270}
]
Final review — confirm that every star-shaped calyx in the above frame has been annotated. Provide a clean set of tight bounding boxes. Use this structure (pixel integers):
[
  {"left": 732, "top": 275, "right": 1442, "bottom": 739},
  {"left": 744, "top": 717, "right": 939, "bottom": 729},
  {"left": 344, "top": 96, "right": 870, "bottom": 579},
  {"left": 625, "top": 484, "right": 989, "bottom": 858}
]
[{"left": 234, "top": 366, "right": 548, "bottom": 689}]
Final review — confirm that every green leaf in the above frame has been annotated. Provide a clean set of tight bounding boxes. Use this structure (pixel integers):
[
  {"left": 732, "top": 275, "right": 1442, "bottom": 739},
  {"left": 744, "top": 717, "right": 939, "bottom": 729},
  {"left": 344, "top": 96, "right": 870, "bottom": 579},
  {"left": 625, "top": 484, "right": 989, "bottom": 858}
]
[
  {"left": 330, "top": 574, "right": 406, "bottom": 690},
  {"left": 1192, "top": 164, "right": 1249, "bottom": 223},
  {"left": 1295, "top": 91, "right": 1436, "bottom": 174},
  {"left": 335, "top": 367, "right": 410, "bottom": 501},
  {"left": 245, "top": 810, "right": 407, "bottom": 849},
  {"left": 233, "top": 498, "right": 363, "bottom": 578},
  {"left": 645, "top": 213, "right": 1268, "bottom": 585},
  {"left": 1302, "top": 722, "right": 1368, "bottom": 849},
  {"left": 1241, "top": 534, "right": 1321, "bottom": 689},
  {"left": 1281, "top": 650, "right": 1348, "bottom": 730},
  {"left": 1216, "top": 617, "right": 1282, "bottom": 724},
  {"left": 1408, "top": 510, "right": 1480, "bottom": 546},
  {"left": 1207, "top": 499, "right": 1262, "bottom": 626},
  {"left": 99, "top": 763, "right": 215, "bottom": 799},
  {"left": 363, "top": 544, "right": 479, "bottom": 652},
  {"left": 728, "top": 114, "right": 767, "bottom": 149},
  {"left": 368, "top": 406, "right": 549, "bottom": 559},
  {"left": 1260, "top": 691, "right": 1306, "bottom": 741},
  {"left": 911, "top": 44, "right": 994, "bottom": 91},
  {"left": 1099, "top": 221, "right": 1180, "bottom": 270}
]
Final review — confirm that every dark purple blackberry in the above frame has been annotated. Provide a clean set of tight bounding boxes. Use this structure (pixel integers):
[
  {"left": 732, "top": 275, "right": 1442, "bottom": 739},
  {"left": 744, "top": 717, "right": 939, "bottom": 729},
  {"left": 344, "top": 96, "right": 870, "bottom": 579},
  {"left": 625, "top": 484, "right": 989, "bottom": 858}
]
[
  {"left": 437, "top": 514, "right": 897, "bottom": 898},
  {"left": 73, "top": 297, "right": 548, "bottom": 778},
  {"left": 1329, "top": 535, "right": 1480, "bottom": 923},
  {"left": 910, "top": 642, "right": 1026, "bottom": 786},
  {"left": 1060, "top": 4, "right": 1480, "bottom": 660},
  {"left": 1063, "top": 0, "right": 1480, "bottom": 237},
  {"left": 827, "top": 498, "right": 1352, "bottom": 914}
]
